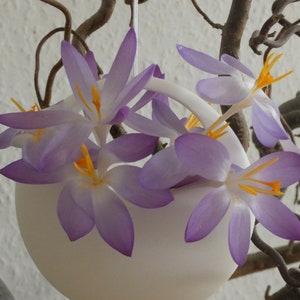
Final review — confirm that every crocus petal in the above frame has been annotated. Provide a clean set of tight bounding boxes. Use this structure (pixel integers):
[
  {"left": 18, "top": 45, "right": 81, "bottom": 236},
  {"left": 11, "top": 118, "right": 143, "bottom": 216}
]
[
  {"left": 185, "top": 185, "right": 231, "bottom": 242},
  {"left": 65, "top": 180, "right": 94, "bottom": 217},
  {"left": 101, "top": 28, "right": 136, "bottom": 109},
  {"left": 0, "top": 159, "right": 66, "bottom": 184},
  {"left": 247, "top": 195, "right": 300, "bottom": 240},
  {"left": 107, "top": 165, "right": 174, "bottom": 208},
  {"left": 252, "top": 98, "right": 288, "bottom": 147},
  {"left": 23, "top": 121, "right": 93, "bottom": 171},
  {"left": 61, "top": 41, "right": 98, "bottom": 111},
  {"left": 228, "top": 202, "right": 251, "bottom": 266},
  {"left": 176, "top": 45, "right": 235, "bottom": 75},
  {"left": 152, "top": 99, "right": 186, "bottom": 136},
  {"left": 57, "top": 184, "right": 94, "bottom": 241},
  {"left": 131, "top": 65, "right": 165, "bottom": 112},
  {"left": 101, "top": 133, "right": 158, "bottom": 163},
  {"left": 0, "top": 128, "right": 20, "bottom": 149},
  {"left": 140, "top": 146, "right": 190, "bottom": 190},
  {"left": 242, "top": 151, "right": 300, "bottom": 188},
  {"left": 108, "top": 106, "right": 130, "bottom": 124},
  {"left": 125, "top": 110, "right": 176, "bottom": 138},
  {"left": 104, "top": 64, "right": 155, "bottom": 122},
  {"left": 84, "top": 51, "right": 99, "bottom": 80},
  {"left": 0, "top": 110, "right": 82, "bottom": 129},
  {"left": 175, "top": 133, "right": 231, "bottom": 181},
  {"left": 196, "top": 77, "right": 250, "bottom": 105},
  {"left": 221, "top": 54, "right": 254, "bottom": 78},
  {"left": 92, "top": 185, "right": 134, "bottom": 256}
]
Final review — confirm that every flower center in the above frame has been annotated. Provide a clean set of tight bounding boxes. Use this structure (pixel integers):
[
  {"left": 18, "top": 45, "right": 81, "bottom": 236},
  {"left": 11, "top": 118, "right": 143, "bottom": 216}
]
[
  {"left": 238, "top": 157, "right": 283, "bottom": 197},
  {"left": 185, "top": 113, "right": 202, "bottom": 131},
  {"left": 75, "top": 84, "right": 102, "bottom": 120},
  {"left": 73, "top": 144, "right": 103, "bottom": 185},
  {"left": 251, "top": 53, "right": 293, "bottom": 95}
]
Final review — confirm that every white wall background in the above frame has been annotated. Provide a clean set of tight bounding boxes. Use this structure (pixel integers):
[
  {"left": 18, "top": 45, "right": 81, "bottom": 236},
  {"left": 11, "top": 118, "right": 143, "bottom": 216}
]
[{"left": 0, "top": 1, "right": 299, "bottom": 299}]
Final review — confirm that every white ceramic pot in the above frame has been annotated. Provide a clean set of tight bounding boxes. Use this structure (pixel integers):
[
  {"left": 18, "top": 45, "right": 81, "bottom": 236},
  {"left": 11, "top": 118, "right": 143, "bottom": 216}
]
[{"left": 15, "top": 79, "right": 250, "bottom": 300}]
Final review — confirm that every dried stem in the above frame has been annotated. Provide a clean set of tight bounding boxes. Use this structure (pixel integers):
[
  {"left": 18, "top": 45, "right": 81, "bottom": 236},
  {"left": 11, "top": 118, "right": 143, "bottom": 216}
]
[
  {"left": 72, "top": 0, "right": 116, "bottom": 55},
  {"left": 250, "top": 227, "right": 300, "bottom": 287},
  {"left": 219, "top": 0, "right": 252, "bottom": 151},
  {"left": 40, "top": 0, "right": 72, "bottom": 41},
  {"left": 231, "top": 241, "right": 300, "bottom": 279}
]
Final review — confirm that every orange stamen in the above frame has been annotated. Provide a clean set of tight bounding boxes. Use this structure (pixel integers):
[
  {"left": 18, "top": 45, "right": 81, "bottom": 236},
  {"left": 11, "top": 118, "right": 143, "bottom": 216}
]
[
  {"left": 185, "top": 113, "right": 202, "bottom": 131},
  {"left": 206, "top": 116, "right": 230, "bottom": 140},
  {"left": 75, "top": 83, "right": 102, "bottom": 120},
  {"left": 252, "top": 53, "right": 293, "bottom": 94},
  {"left": 73, "top": 144, "right": 102, "bottom": 185},
  {"left": 240, "top": 157, "right": 284, "bottom": 197}
]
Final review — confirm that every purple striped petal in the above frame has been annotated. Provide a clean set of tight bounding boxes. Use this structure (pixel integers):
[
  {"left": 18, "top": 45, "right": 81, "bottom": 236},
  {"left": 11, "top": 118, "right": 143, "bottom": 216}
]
[
  {"left": 61, "top": 41, "right": 98, "bottom": 111},
  {"left": 57, "top": 184, "right": 94, "bottom": 241},
  {"left": 125, "top": 110, "right": 176, "bottom": 138},
  {"left": 140, "top": 146, "right": 190, "bottom": 189},
  {"left": 252, "top": 98, "right": 288, "bottom": 147},
  {"left": 102, "top": 133, "right": 158, "bottom": 163},
  {"left": 247, "top": 195, "right": 300, "bottom": 240},
  {"left": 0, "top": 110, "right": 82, "bottom": 129},
  {"left": 221, "top": 54, "right": 254, "bottom": 78},
  {"left": 196, "top": 77, "right": 250, "bottom": 105},
  {"left": 185, "top": 185, "right": 231, "bottom": 242},
  {"left": 104, "top": 64, "right": 155, "bottom": 122},
  {"left": 84, "top": 51, "right": 99, "bottom": 80},
  {"left": 23, "top": 121, "right": 93, "bottom": 171},
  {"left": 242, "top": 151, "right": 300, "bottom": 188},
  {"left": 131, "top": 65, "right": 165, "bottom": 112},
  {"left": 177, "top": 45, "right": 235, "bottom": 75},
  {"left": 175, "top": 133, "right": 231, "bottom": 181},
  {"left": 0, "top": 128, "right": 20, "bottom": 149},
  {"left": 92, "top": 185, "right": 134, "bottom": 256},
  {"left": 101, "top": 28, "right": 136, "bottom": 109},
  {"left": 152, "top": 99, "right": 186, "bottom": 135},
  {"left": 228, "top": 202, "right": 251, "bottom": 266},
  {"left": 107, "top": 165, "right": 174, "bottom": 208},
  {"left": 0, "top": 159, "right": 66, "bottom": 184}
]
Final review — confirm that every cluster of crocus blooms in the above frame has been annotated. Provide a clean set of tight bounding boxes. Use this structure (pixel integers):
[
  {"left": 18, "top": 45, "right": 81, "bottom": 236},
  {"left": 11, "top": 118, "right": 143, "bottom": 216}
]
[{"left": 1, "top": 28, "right": 300, "bottom": 266}]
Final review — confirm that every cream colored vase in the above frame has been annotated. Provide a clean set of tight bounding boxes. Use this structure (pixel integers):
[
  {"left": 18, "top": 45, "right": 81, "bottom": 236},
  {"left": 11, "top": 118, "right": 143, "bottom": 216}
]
[{"left": 15, "top": 79, "right": 249, "bottom": 300}]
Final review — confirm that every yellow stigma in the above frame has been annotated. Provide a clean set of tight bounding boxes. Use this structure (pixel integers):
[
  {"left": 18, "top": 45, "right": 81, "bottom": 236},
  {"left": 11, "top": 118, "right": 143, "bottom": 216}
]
[
  {"left": 185, "top": 113, "right": 202, "bottom": 131},
  {"left": 206, "top": 116, "right": 230, "bottom": 140},
  {"left": 73, "top": 144, "right": 102, "bottom": 185},
  {"left": 239, "top": 157, "right": 284, "bottom": 197},
  {"left": 252, "top": 53, "right": 293, "bottom": 94},
  {"left": 76, "top": 84, "right": 102, "bottom": 120}
]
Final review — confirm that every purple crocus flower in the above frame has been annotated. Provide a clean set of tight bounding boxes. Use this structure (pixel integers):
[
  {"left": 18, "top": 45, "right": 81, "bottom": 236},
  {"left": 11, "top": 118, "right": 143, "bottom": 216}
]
[
  {"left": 175, "top": 133, "right": 300, "bottom": 266},
  {"left": 177, "top": 45, "right": 291, "bottom": 147},
  {"left": 0, "top": 29, "right": 156, "bottom": 171},
  {"left": 56, "top": 134, "right": 173, "bottom": 256},
  {"left": 61, "top": 28, "right": 156, "bottom": 145}
]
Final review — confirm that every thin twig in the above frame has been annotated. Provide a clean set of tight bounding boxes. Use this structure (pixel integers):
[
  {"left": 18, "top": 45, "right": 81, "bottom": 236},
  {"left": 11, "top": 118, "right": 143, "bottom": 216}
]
[
  {"left": 231, "top": 241, "right": 300, "bottom": 279},
  {"left": 40, "top": 0, "right": 72, "bottom": 41},
  {"left": 190, "top": 0, "right": 223, "bottom": 30},
  {"left": 250, "top": 227, "right": 300, "bottom": 287}
]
